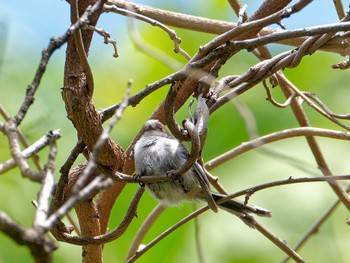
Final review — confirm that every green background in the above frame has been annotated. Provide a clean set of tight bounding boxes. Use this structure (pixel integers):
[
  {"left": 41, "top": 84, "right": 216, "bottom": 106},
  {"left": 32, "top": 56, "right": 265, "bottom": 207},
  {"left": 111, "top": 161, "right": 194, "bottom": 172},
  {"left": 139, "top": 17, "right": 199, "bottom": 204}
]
[{"left": 1, "top": 1, "right": 350, "bottom": 262}]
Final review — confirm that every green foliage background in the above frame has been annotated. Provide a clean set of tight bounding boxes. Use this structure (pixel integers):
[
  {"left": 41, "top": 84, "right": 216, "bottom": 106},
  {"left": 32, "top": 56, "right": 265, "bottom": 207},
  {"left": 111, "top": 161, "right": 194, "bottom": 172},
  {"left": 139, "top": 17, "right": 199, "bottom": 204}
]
[{"left": 1, "top": 1, "right": 350, "bottom": 262}]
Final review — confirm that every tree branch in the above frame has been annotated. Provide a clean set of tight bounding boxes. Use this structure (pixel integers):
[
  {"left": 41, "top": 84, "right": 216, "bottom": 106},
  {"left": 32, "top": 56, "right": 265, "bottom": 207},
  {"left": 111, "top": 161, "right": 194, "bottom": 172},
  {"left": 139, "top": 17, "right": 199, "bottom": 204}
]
[
  {"left": 206, "top": 127, "right": 350, "bottom": 170},
  {"left": 107, "top": 0, "right": 350, "bottom": 55},
  {"left": 0, "top": 212, "right": 57, "bottom": 263}
]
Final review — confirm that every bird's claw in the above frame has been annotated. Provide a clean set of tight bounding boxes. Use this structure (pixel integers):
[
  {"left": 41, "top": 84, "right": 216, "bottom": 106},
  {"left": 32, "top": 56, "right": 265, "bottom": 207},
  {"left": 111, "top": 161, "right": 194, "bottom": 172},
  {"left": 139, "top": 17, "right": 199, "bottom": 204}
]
[{"left": 134, "top": 173, "right": 145, "bottom": 187}]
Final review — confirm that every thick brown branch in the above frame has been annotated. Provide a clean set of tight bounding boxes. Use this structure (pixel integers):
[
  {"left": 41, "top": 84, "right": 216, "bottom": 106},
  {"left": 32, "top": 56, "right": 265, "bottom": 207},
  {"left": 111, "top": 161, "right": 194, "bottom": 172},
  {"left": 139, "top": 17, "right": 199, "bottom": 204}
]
[
  {"left": 107, "top": 0, "right": 350, "bottom": 55},
  {"left": 62, "top": 0, "right": 122, "bottom": 168}
]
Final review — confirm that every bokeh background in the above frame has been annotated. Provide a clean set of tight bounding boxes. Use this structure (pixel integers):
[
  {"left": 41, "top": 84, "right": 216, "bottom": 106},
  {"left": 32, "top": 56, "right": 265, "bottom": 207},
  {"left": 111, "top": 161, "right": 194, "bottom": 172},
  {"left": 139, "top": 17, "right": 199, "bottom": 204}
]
[{"left": 1, "top": 0, "right": 350, "bottom": 262}]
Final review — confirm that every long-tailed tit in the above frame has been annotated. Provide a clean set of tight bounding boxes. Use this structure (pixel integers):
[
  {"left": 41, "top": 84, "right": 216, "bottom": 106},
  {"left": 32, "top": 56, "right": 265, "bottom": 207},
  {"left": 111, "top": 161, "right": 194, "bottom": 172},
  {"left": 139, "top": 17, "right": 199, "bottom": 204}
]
[{"left": 134, "top": 119, "right": 271, "bottom": 227}]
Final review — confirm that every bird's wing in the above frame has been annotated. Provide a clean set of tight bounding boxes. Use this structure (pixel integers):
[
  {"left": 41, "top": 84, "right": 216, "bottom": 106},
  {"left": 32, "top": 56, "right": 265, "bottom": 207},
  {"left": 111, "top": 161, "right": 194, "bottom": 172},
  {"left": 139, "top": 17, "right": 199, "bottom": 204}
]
[{"left": 193, "top": 162, "right": 218, "bottom": 212}]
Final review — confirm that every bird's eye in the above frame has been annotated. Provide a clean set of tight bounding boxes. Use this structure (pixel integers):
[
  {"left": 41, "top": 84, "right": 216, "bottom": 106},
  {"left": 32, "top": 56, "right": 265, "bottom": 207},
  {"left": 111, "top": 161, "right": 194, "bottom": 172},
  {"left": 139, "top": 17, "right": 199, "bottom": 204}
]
[{"left": 155, "top": 124, "right": 164, "bottom": 131}]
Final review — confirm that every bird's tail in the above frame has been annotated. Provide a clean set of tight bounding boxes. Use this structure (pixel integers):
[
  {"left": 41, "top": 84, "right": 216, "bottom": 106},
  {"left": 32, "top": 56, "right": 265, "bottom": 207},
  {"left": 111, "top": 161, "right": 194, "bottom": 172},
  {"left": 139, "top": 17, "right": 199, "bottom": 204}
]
[{"left": 212, "top": 193, "right": 271, "bottom": 228}]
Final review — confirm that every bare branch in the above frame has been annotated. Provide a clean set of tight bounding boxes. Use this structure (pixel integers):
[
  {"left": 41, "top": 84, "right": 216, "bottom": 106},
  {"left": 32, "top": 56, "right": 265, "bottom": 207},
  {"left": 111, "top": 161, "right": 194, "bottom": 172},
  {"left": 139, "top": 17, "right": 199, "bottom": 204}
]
[
  {"left": 34, "top": 136, "right": 58, "bottom": 230},
  {"left": 83, "top": 24, "right": 119, "bottom": 57},
  {"left": 14, "top": 0, "right": 106, "bottom": 126},
  {"left": 0, "top": 103, "right": 42, "bottom": 170},
  {"left": 49, "top": 186, "right": 144, "bottom": 246},
  {"left": 5, "top": 119, "right": 43, "bottom": 182},
  {"left": 276, "top": 72, "right": 350, "bottom": 211},
  {"left": 206, "top": 127, "right": 350, "bottom": 171},
  {"left": 0, "top": 212, "right": 57, "bottom": 263},
  {"left": 103, "top": 3, "right": 190, "bottom": 60},
  {"left": 0, "top": 130, "right": 61, "bottom": 175},
  {"left": 127, "top": 173, "right": 350, "bottom": 262},
  {"left": 227, "top": 0, "right": 248, "bottom": 21},
  {"left": 255, "top": 222, "right": 305, "bottom": 263},
  {"left": 209, "top": 12, "right": 350, "bottom": 113},
  {"left": 193, "top": 0, "right": 312, "bottom": 60},
  {"left": 281, "top": 186, "right": 349, "bottom": 263},
  {"left": 44, "top": 176, "right": 113, "bottom": 231},
  {"left": 333, "top": 0, "right": 346, "bottom": 19},
  {"left": 126, "top": 204, "right": 165, "bottom": 261},
  {"left": 4, "top": 0, "right": 350, "bottom": 262},
  {"left": 125, "top": 206, "right": 208, "bottom": 263},
  {"left": 224, "top": 175, "right": 350, "bottom": 204},
  {"left": 107, "top": 0, "right": 350, "bottom": 55},
  {"left": 127, "top": 17, "right": 183, "bottom": 70},
  {"left": 73, "top": 81, "right": 131, "bottom": 192},
  {"left": 71, "top": 0, "right": 95, "bottom": 98}
]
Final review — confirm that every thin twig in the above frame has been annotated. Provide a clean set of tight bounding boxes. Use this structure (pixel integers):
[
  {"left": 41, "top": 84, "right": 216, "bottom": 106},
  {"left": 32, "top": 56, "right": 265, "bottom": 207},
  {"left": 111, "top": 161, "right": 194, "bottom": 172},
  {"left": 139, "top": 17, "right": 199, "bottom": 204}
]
[
  {"left": 127, "top": 174, "right": 350, "bottom": 262},
  {"left": 332, "top": 0, "right": 346, "bottom": 20},
  {"left": 103, "top": 4, "right": 191, "bottom": 60},
  {"left": 125, "top": 206, "right": 209, "bottom": 263},
  {"left": 205, "top": 127, "right": 350, "bottom": 171},
  {"left": 50, "top": 186, "right": 144, "bottom": 245},
  {"left": 281, "top": 186, "right": 349, "bottom": 263},
  {"left": 193, "top": 210, "right": 206, "bottom": 263},
  {"left": 192, "top": 0, "right": 312, "bottom": 60},
  {"left": 226, "top": 21, "right": 350, "bottom": 53},
  {"left": 14, "top": 0, "right": 105, "bottom": 126},
  {"left": 303, "top": 92, "right": 350, "bottom": 119},
  {"left": 83, "top": 25, "right": 119, "bottom": 57},
  {"left": 0, "top": 103, "right": 42, "bottom": 171},
  {"left": 220, "top": 175, "right": 350, "bottom": 205},
  {"left": 279, "top": 76, "right": 350, "bottom": 131},
  {"left": 255, "top": 222, "right": 305, "bottom": 263},
  {"left": 0, "top": 130, "right": 61, "bottom": 174},
  {"left": 263, "top": 80, "right": 298, "bottom": 108},
  {"left": 100, "top": 66, "right": 189, "bottom": 122},
  {"left": 276, "top": 72, "right": 350, "bottom": 211},
  {"left": 43, "top": 176, "right": 113, "bottom": 231},
  {"left": 127, "top": 18, "right": 183, "bottom": 70},
  {"left": 4, "top": 120, "right": 43, "bottom": 182},
  {"left": 33, "top": 135, "right": 57, "bottom": 230},
  {"left": 126, "top": 204, "right": 165, "bottom": 261}
]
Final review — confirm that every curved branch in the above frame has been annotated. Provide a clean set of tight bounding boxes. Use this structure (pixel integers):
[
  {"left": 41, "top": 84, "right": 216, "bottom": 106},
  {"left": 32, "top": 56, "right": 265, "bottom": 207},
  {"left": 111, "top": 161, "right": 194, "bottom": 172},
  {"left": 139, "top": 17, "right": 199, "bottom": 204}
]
[
  {"left": 0, "top": 130, "right": 61, "bottom": 175},
  {"left": 71, "top": 0, "right": 95, "bottom": 97},
  {"left": 126, "top": 204, "right": 165, "bottom": 261},
  {"left": 206, "top": 127, "right": 350, "bottom": 171},
  {"left": 107, "top": 0, "right": 350, "bottom": 55},
  {"left": 52, "top": 186, "right": 144, "bottom": 245},
  {"left": 103, "top": 4, "right": 190, "bottom": 60},
  {"left": 276, "top": 72, "right": 350, "bottom": 211},
  {"left": 125, "top": 171, "right": 350, "bottom": 263},
  {"left": 281, "top": 185, "right": 348, "bottom": 263}
]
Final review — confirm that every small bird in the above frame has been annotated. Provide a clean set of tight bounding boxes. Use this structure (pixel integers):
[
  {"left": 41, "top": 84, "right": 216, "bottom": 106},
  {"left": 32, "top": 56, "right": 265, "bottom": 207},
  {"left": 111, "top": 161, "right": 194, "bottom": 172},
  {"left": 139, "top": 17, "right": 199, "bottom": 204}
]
[{"left": 134, "top": 119, "right": 271, "bottom": 228}]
